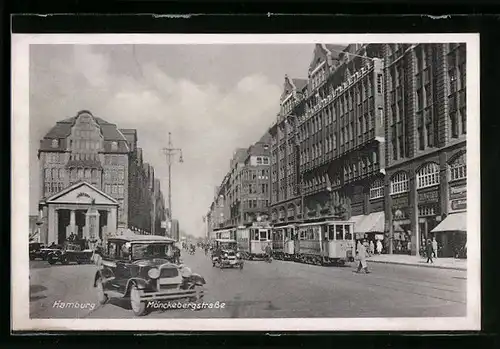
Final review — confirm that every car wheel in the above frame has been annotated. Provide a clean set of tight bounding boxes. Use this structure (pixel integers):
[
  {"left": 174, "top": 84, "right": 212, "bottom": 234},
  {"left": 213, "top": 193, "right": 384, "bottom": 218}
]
[
  {"left": 130, "top": 285, "right": 147, "bottom": 316},
  {"left": 190, "top": 285, "right": 204, "bottom": 303},
  {"left": 29, "top": 255, "right": 35, "bottom": 261},
  {"left": 96, "top": 278, "right": 108, "bottom": 305},
  {"left": 47, "top": 257, "right": 56, "bottom": 265}
]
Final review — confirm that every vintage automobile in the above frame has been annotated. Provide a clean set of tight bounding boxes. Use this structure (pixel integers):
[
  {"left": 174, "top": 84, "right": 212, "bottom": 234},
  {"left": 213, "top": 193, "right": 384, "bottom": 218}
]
[
  {"left": 94, "top": 235, "right": 206, "bottom": 316},
  {"left": 30, "top": 243, "right": 64, "bottom": 261},
  {"left": 47, "top": 242, "right": 93, "bottom": 265},
  {"left": 211, "top": 238, "right": 244, "bottom": 269}
]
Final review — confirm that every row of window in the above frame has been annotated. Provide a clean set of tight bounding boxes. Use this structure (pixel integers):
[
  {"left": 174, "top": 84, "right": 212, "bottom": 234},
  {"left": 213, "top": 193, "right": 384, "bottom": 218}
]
[
  {"left": 390, "top": 155, "right": 466, "bottom": 194},
  {"left": 104, "top": 184, "right": 125, "bottom": 196},
  {"left": 243, "top": 199, "right": 269, "bottom": 209},
  {"left": 44, "top": 181, "right": 65, "bottom": 195},
  {"left": 104, "top": 168, "right": 126, "bottom": 182},
  {"left": 256, "top": 156, "right": 270, "bottom": 165},
  {"left": 46, "top": 152, "right": 63, "bottom": 163},
  {"left": 105, "top": 155, "right": 126, "bottom": 166},
  {"left": 70, "top": 152, "right": 99, "bottom": 161},
  {"left": 69, "top": 139, "right": 102, "bottom": 151}
]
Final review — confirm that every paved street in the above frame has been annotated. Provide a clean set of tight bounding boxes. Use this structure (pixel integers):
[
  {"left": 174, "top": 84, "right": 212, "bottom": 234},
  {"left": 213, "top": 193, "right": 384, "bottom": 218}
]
[{"left": 30, "top": 250, "right": 466, "bottom": 319}]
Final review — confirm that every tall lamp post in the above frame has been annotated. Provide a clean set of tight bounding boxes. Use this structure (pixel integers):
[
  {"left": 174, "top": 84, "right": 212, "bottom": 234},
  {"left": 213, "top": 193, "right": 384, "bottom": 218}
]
[{"left": 162, "top": 132, "right": 183, "bottom": 238}]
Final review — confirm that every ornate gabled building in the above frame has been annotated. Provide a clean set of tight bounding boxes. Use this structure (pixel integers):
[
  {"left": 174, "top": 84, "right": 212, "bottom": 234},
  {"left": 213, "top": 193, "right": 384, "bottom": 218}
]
[{"left": 37, "top": 110, "right": 166, "bottom": 245}]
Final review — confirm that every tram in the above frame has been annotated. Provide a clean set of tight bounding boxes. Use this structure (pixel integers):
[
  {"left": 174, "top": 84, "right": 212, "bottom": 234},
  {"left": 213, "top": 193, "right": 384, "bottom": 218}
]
[
  {"left": 270, "top": 220, "right": 355, "bottom": 266},
  {"left": 271, "top": 225, "right": 296, "bottom": 260},
  {"left": 235, "top": 223, "right": 272, "bottom": 260}
]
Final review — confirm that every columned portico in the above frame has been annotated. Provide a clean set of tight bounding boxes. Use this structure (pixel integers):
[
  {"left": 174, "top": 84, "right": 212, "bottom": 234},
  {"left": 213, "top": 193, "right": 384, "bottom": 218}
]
[{"left": 40, "top": 181, "right": 119, "bottom": 245}]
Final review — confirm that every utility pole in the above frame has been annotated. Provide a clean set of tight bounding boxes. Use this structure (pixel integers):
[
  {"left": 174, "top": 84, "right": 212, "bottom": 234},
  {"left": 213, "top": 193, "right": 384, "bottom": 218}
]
[{"left": 162, "top": 132, "right": 183, "bottom": 238}]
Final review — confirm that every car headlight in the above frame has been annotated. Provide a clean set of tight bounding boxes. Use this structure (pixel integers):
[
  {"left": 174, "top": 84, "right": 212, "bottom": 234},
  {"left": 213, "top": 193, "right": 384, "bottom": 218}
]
[
  {"left": 148, "top": 268, "right": 160, "bottom": 279},
  {"left": 236, "top": 252, "right": 241, "bottom": 258},
  {"left": 181, "top": 266, "right": 192, "bottom": 278},
  {"left": 224, "top": 253, "right": 228, "bottom": 258}
]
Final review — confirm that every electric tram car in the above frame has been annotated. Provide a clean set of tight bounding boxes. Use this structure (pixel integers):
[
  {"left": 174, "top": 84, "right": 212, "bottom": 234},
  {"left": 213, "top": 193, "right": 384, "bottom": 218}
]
[
  {"left": 212, "top": 224, "right": 273, "bottom": 260},
  {"left": 271, "top": 221, "right": 355, "bottom": 266},
  {"left": 271, "top": 225, "right": 296, "bottom": 261}
]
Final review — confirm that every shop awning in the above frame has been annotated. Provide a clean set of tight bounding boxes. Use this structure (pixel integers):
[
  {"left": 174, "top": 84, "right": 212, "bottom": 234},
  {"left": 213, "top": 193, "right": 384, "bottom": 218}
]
[
  {"left": 351, "top": 215, "right": 366, "bottom": 233},
  {"left": 352, "top": 212, "right": 385, "bottom": 233},
  {"left": 431, "top": 212, "right": 467, "bottom": 233},
  {"left": 362, "top": 211, "right": 385, "bottom": 233}
]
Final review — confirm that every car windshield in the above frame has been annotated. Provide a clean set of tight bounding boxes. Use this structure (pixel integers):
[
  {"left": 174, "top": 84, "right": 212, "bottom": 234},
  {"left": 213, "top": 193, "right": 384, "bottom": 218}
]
[{"left": 131, "top": 243, "right": 173, "bottom": 260}]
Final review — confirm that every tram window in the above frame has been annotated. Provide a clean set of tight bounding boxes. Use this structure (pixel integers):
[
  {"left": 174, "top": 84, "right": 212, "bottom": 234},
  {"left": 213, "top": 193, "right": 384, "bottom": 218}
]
[
  {"left": 260, "top": 231, "right": 267, "bottom": 240},
  {"left": 336, "top": 224, "right": 344, "bottom": 240},
  {"left": 314, "top": 228, "right": 320, "bottom": 240},
  {"left": 328, "top": 225, "right": 335, "bottom": 240},
  {"left": 344, "top": 225, "right": 352, "bottom": 240},
  {"left": 253, "top": 230, "right": 260, "bottom": 240},
  {"left": 299, "top": 230, "right": 305, "bottom": 240},
  {"left": 267, "top": 230, "right": 271, "bottom": 240}
]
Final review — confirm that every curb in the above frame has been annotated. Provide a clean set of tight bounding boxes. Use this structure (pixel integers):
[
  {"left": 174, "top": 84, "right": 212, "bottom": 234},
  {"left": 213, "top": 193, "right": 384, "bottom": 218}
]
[{"left": 367, "top": 259, "right": 467, "bottom": 271}]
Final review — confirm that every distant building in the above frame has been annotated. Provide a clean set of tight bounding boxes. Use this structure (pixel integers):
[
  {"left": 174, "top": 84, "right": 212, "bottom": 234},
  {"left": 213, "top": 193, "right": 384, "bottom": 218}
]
[
  {"left": 37, "top": 110, "right": 166, "bottom": 245},
  {"left": 207, "top": 133, "right": 271, "bottom": 236}
]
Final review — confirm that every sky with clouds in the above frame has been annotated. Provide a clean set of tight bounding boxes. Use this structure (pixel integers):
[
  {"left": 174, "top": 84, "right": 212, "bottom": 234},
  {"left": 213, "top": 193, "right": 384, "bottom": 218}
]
[{"left": 29, "top": 44, "right": 315, "bottom": 237}]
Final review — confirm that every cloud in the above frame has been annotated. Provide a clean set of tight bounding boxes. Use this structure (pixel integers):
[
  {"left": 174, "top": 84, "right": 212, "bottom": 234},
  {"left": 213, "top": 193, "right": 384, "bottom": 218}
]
[{"left": 30, "top": 45, "right": 282, "bottom": 237}]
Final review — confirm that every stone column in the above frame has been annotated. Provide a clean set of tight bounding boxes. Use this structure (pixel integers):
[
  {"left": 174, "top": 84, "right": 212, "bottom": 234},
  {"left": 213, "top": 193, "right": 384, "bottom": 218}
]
[
  {"left": 107, "top": 208, "right": 117, "bottom": 236},
  {"left": 84, "top": 211, "right": 90, "bottom": 240},
  {"left": 47, "top": 205, "right": 56, "bottom": 245},
  {"left": 66, "top": 209, "right": 76, "bottom": 237}
]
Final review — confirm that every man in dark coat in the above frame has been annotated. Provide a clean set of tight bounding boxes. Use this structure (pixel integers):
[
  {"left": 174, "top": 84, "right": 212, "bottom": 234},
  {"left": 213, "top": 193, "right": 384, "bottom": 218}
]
[{"left": 425, "top": 239, "right": 434, "bottom": 264}]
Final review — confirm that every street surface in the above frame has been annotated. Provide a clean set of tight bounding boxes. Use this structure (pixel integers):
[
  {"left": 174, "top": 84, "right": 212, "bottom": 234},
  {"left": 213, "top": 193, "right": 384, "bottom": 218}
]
[{"left": 30, "top": 250, "right": 466, "bottom": 318}]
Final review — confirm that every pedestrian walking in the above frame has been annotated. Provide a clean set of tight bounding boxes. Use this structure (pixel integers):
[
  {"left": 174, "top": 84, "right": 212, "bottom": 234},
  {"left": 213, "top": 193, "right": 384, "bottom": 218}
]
[
  {"left": 376, "top": 239, "right": 383, "bottom": 255},
  {"left": 432, "top": 237, "right": 438, "bottom": 258},
  {"left": 426, "top": 239, "right": 434, "bottom": 264},
  {"left": 356, "top": 239, "right": 371, "bottom": 274},
  {"left": 369, "top": 240, "right": 375, "bottom": 256}
]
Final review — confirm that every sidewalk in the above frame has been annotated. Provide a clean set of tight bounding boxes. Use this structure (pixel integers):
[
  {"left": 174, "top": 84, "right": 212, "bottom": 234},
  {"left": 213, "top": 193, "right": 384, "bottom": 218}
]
[{"left": 366, "top": 254, "right": 467, "bottom": 271}]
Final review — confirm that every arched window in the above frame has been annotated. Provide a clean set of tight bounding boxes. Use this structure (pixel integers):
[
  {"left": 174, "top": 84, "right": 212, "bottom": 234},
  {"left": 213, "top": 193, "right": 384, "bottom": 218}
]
[
  {"left": 449, "top": 152, "right": 466, "bottom": 181},
  {"left": 390, "top": 171, "right": 409, "bottom": 194},
  {"left": 58, "top": 169, "right": 64, "bottom": 179},
  {"left": 416, "top": 162, "right": 440, "bottom": 189},
  {"left": 51, "top": 168, "right": 57, "bottom": 179},
  {"left": 370, "top": 179, "right": 384, "bottom": 199},
  {"left": 45, "top": 168, "right": 51, "bottom": 180}
]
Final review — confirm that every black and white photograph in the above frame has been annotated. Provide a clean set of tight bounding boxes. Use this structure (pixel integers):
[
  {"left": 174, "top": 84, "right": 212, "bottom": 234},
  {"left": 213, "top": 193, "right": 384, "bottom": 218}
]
[{"left": 12, "top": 34, "right": 480, "bottom": 331}]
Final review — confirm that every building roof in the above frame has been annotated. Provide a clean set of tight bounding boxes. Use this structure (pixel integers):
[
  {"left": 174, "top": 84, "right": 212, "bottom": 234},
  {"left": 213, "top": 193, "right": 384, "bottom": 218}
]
[
  {"left": 325, "top": 44, "right": 349, "bottom": 59},
  {"left": 42, "top": 111, "right": 128, "bottom": 142}
]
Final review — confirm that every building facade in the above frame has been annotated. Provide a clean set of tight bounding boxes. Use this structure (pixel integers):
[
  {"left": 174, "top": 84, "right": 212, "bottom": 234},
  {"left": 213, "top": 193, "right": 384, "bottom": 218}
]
[
  {"left": 382, "top": 43, "right": 467, "bottom": 257},
  {"left": 37, "top": 110, "right": 166, "bottom": 245},
  {"left": 269, "top": 75, "right": 306, "bottom": 226},
  {"left": 293, "top": 44, "right": 388, "bottom": 245}
]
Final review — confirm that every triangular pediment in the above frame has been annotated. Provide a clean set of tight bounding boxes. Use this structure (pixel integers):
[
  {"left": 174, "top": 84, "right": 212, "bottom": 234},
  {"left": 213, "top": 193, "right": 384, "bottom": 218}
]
[{"left": 46, "top": 181, "right": 119, "bottom": 205}]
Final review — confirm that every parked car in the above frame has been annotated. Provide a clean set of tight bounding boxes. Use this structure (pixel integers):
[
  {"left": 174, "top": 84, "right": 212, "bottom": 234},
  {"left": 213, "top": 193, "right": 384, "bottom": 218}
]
[
  {"left": 47, "top": 242, "right": 93, "bottom": 265},
  {"left": 93, "top": 235, "right": 206, "bottom": 316},
  {"left": 29, "top": 243, "right": 62, "bottom": 261}
]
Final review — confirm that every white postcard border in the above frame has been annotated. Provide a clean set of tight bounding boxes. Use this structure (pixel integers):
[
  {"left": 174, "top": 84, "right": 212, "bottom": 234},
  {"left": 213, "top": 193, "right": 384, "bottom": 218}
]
[{"left": 12, "top": 33, "right": 481, "bottom": 332}]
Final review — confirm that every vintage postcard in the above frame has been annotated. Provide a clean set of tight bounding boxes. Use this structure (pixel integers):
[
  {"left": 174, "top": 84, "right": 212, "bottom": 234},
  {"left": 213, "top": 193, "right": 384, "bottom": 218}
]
[{"left": 11, "top": 33, "right": 480, "bottom": 331}]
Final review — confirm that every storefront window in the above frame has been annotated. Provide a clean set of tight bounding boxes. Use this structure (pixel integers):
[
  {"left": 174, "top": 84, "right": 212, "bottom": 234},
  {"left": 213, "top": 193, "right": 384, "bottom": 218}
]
[
  {"left": 416, "top": 162, "right": 440, "bottom": 189},
  {"left": 390, "top": 171, "right": 409, "bottom": 194}
]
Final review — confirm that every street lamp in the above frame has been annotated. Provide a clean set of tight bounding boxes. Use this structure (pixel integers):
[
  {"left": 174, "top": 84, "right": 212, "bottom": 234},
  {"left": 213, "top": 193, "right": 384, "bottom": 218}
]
[{"left": 162, "top": 132, "right": 183, "bottom": 223}]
